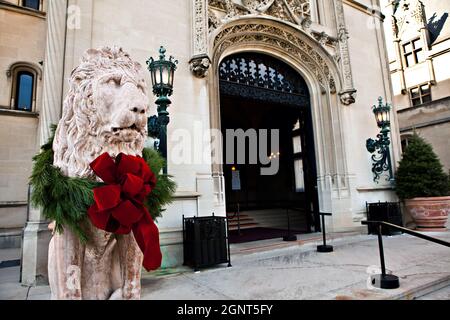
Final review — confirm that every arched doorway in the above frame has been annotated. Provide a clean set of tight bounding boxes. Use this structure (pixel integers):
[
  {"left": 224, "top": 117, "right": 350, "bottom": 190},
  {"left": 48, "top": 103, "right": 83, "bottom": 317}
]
[{"left": 219, "top": 52, "right": 320, "bottom": 242}]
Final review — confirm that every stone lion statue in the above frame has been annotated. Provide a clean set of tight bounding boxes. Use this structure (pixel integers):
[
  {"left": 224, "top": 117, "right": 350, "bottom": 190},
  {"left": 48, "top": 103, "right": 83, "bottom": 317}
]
[{"left": 49, "top": 47, "right": 150, "bottom": 300}]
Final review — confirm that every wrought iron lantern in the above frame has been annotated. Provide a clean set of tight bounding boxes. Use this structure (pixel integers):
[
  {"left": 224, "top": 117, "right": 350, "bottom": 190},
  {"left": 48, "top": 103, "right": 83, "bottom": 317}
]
[
  {"left": 373, "top": 98, "right": 391, "bottom": 129},
  {"left": 147, "top": 46, "right": 178, "bottom": 173},
  {"left": 366, "top": 97, "right": 394, "bottom": 183}
]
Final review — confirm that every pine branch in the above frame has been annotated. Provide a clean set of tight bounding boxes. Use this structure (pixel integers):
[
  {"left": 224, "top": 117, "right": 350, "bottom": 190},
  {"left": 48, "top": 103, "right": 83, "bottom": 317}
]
[{"left": 29, "top": 126, "right": 177, "bottom": 243}]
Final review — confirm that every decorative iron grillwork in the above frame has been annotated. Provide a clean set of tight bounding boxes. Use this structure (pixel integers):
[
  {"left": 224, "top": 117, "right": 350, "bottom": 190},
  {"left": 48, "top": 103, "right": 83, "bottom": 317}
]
[{"left": 219, "top": 53, "right": 309, "bottom": 106}]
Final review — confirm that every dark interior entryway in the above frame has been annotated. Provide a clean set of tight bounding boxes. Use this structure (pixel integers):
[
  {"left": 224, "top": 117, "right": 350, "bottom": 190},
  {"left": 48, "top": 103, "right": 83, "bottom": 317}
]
[{"left": 219, "top": 52, "right": 320, "bottom": 242}]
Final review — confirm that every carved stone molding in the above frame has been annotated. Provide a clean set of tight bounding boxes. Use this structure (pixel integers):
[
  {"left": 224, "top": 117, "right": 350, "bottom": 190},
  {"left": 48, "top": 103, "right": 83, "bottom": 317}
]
[
  {"left": 333, "top": 0, "right": 357, "bottom": 105},
  {"left": 191, "top": 0, "right": 211, "bottom": 78},
  {"left": 339, "top": 89, "right": 357, "bottom": 105},
  {"left": 208, "top": 0, "right": 311, "bottom": 32},
  {"left": 189, "top": 54, "right": 212, "bottom": 78},
  {"left": 311, "top": 31, "right": 337, "bottom": 47},
  {"left": 392, "top": 0, "right": 427, "bottom": 38},
  {"left": 213, "top": 22, "right": 337, "bottom": 93}
]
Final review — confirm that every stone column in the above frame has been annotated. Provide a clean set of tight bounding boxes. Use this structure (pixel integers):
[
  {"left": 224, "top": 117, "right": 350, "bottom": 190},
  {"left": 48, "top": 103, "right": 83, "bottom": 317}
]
[{"left": 21, "top": 0, "right": 68, "bottom": 286}]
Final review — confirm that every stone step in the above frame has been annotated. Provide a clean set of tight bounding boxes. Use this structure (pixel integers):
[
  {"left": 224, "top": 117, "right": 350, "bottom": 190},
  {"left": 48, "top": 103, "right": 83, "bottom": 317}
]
[
  {"left": 416, "top": 283, "right": 450, "bottom": 300},
  {"left": 227, "top": 218, "right": 255, "bottom": 225},
  {"left": 393, "top": 275, "right": 450, "bottom": 300},
  {"left": 226, "top": 212, "right": 259, "bottom": 231},
  {"left": 228, "top": 223, "right": 260, "bottom": 231}
]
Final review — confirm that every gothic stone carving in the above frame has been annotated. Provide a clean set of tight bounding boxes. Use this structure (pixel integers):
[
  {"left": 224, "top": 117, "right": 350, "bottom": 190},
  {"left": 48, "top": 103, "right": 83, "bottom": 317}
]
[
  {"left": 339, "top": 89, "right": 357, "bottom": 105},
  {"left": 192, "top": 0, "right": 211, "bottom": 78},
  {"left": 334, "top": 0, "right": 356, "bottom": 105},
  {"left": 213, "top": 23, "right": 336, "bottom": 93},
  {"left": 193, "top": 0, "right": 209, "bottom": 55},
  {"left": 392, "top": 0, "right": 427, "bottom": 38},
  {"left": 189, "top": 54, "right": 212, "bottom": 78},
  {"left": 208, "top": 0, "right": 311, "bottom": 31}
]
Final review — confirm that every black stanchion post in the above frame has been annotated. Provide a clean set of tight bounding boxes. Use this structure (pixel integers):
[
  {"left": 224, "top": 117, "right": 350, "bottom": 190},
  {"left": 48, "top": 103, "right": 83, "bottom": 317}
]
[
  {"left": 317, "top": 212, "right": 333, "bottom": 253},
  {"left": 283, "top": 207, "right": 297, "bottom": 242},
  {"left": 225, "top": 213, "right": 232, "bottom": 268},
  {"left": 370, "top": 222, "right": 400, "bottom": 289}
]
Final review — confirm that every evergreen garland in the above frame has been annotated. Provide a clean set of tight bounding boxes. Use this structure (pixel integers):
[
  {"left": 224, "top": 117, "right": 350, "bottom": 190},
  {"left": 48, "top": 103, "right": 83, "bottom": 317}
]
[
  {"left": 30, "top": 125, "right": 176, "bottom": 243},
  {"left": 395, "top": 133, "right": 450, "bottom": 200}
]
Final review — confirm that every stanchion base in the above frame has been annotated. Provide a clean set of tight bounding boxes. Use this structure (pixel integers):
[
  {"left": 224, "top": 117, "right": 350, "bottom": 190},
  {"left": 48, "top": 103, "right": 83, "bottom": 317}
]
[
  {"left": 283, "top": 235, "right": 297, "bottom": 242},
  {"left": 371, "top": 274, "right": 400, "bottom": 289},
  {"left": 317, "top": 245, "right": 334, "bottom": 253}
]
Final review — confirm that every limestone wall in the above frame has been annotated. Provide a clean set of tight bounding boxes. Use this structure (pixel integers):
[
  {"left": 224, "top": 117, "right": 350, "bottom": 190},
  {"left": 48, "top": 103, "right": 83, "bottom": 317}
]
[
  {"left": 0, "top": 1, "right": 46, "bottom": 235},
  {"left": 340, "top": 1, "right": 400, "bottom": 225},
  {"left": 0, "top": 114, "right": 39, "bottom": 230}
]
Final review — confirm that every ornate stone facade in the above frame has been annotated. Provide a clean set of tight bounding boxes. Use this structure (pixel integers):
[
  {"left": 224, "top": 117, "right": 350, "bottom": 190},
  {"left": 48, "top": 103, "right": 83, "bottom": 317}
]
[
  {"left": 191, "top": 0, "right": 318, "bottom": 79},
  {"left": 212, "top": 22, "right": 337, "bottom": 93},
  {"left": 0, "top": 0, "right": 402, "bottom": 279},
  {"left": 208, "top": 0, "right": 311, "bottom": 29},
  {"left": 190, "top": 0, "right": 356, "bottom": 104}
]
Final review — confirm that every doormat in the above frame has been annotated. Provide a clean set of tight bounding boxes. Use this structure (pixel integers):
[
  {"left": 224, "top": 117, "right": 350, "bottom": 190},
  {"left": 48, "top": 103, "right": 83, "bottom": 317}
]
[{"left": 228, "top": 227, "right": 305, "bottom": 244}]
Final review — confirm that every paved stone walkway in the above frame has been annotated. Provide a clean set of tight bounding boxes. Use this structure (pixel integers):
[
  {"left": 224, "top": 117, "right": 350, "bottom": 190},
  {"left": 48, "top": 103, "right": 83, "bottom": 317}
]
[{"left": 1, "top": 231, "right": 449, "bottom": 300}]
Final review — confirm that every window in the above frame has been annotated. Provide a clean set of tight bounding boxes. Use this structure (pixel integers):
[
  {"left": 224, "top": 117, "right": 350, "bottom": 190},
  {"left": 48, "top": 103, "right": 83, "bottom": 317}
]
[
  {"left": 22, "top": 0, "right": 40, "bottom": 10},
  {"left": 292, "top": 119, "right": 305, "bottom": 192},
  {"left": 15, "top": 71, "right": 34, "bottom": 111},
  {"left": 409, "top": 83, "right": 431, "bottom": 106},
  {"left": 7, "top": 62, "right": 41, "bottom": 112},
  {"left": 403, "top": 38, "right": 424, "bottom": 67}
]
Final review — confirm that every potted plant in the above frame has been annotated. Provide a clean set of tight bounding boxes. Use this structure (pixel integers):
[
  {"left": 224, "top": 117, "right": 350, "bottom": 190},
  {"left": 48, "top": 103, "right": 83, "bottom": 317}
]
[{"left": 395, "top": 133, "right": 450, "bottom": 231}]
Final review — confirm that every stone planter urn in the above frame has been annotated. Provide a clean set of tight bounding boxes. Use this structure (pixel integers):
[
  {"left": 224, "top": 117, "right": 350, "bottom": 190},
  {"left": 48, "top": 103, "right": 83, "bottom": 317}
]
[{"left": 404, "top": 196, "right": 450, "bottom": 231}]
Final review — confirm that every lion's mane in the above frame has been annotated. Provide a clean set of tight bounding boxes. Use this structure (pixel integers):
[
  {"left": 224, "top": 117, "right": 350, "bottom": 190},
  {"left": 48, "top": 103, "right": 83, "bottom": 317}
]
[{"left": 53, "top": 47, "right": 148, "bottom": 178}]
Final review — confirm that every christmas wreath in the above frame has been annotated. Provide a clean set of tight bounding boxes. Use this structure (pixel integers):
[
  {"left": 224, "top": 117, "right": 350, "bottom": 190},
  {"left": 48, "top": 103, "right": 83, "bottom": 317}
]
[{"left": 30, "top": 125, "right": 176, "bottom": 245}]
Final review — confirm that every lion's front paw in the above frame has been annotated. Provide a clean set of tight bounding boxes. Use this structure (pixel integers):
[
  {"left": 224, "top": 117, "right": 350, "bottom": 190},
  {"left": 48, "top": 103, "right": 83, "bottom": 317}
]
[{"left": 109, "top": 289, "right": 123, "bottom": 300}]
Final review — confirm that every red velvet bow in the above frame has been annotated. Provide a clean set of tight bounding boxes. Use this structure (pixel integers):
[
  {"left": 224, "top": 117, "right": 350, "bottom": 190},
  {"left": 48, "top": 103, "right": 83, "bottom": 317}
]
[{"left": 87, "top": 152, "right": 162, "bottom": 271}]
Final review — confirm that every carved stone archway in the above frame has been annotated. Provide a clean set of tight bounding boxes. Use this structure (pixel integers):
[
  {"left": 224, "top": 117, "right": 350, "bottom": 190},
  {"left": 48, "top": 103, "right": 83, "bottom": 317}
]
[{"left": 208, "top": 17, "right": 352, "bottom": 215}]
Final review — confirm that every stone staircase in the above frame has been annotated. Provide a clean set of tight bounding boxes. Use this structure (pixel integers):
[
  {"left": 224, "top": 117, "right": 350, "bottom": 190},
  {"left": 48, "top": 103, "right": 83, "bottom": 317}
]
[
  {"left": 226, "top": 208, "right": 308, "bottom": 231},
  {"left": 226, "top": 212, "right": 259, "bottom": 231}
]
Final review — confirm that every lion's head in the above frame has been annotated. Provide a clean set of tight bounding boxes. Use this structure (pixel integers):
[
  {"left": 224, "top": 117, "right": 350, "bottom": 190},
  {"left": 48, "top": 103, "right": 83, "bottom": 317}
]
[{"left": 53, "top": 47, "right": 149, "bottom": 178}]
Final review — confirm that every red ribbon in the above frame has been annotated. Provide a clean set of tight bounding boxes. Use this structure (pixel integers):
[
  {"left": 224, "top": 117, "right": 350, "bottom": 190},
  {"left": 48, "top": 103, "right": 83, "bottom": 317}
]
[{"left": 87, "top": 152, "right": 162, "bottom": 271}]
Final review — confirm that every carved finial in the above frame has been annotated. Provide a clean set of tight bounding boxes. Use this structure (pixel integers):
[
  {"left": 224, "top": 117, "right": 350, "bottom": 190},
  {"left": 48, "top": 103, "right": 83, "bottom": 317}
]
[{"left": 159, "top": 46, "right": 166, "bottom": 60}]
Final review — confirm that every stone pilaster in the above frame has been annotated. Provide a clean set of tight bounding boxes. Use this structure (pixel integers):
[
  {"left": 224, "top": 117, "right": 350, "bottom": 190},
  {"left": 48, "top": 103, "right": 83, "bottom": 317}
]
[
  {"left": 21, "top": 0, "right": 68, "bottom": 287},
  {"left": 334, "top": 0, "right": 357, "bottom": 105},
  {"left": 189, "top": 0, "right": 211, "bottom": 78}
]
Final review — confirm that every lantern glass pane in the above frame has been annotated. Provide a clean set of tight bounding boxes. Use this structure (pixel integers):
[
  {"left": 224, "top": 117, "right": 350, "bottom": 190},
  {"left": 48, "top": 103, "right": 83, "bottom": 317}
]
[
  {"left": 158, "top": 66, "right": 163, "bottom": 85},
  {"left": 161, "top": 66, "right": 170, "bottom": 85},
  {"left": 169, "top": 68, "right": 175, "bottom": 87},
  {"left": 151, "top": 68, "right": 156, "bottom": 87},
  {"left": 376, "top": 112, "right": 383, "bottom": 124}
]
